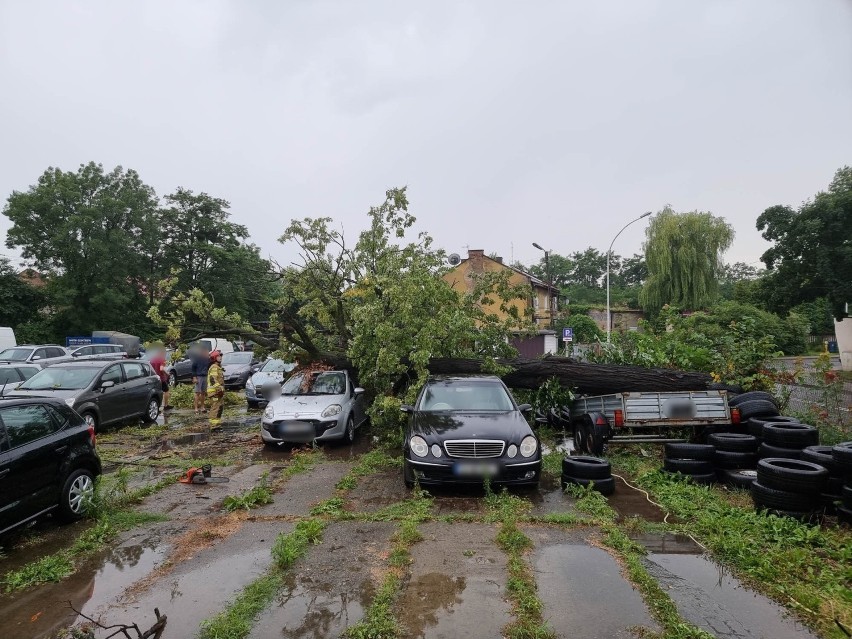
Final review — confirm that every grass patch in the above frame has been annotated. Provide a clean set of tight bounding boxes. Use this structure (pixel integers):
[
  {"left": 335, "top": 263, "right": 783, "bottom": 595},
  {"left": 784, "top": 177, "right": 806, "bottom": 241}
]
[
  {"left": 484, "top": 485, "right": 532, "bottom": 522},
  {"left": 223, "top": 475, "right": 274, "bottom": 512},
  {"left": 310, "top": 496, "right": 346, "bottom": 517},
  {"left": 272, "top": 519, "right": 326, "bottom": 569},
  {"left": 540, "top": 450, "right": 563, "bottom": 477},
  {"left": 199, "top": 572, "right": 283, "bottom": 639},
  {"left": 336, "top": 449, "right": 402, "bottom": 490},
  {"left": 565, "top": 483, "right": 617, "bottom": 523},
  {"left": 281, "top": 447, "right": 324, "bottom": 479},
  {"left": 2, "top": 553, "right": 75, "bottom": 591},
  {"left": 370, "top": 488, "right": 433, "bottom": 522}
]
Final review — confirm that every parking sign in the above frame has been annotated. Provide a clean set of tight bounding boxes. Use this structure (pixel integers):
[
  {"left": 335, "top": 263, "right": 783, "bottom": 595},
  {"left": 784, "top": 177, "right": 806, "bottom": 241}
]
[{"left": 562, "top": 328, "right": 573, "bottom": 342}]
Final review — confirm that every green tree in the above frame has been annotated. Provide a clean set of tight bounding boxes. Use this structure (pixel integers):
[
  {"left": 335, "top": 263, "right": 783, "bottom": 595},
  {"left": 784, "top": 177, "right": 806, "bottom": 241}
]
[
  {"left": 4, "top": 162, "right": 159, "bottom": 336},
  {"left": 640, "top": 207, "right": 734, "bottom": 314},
  {"left": 756, "top": 166, "right": 852, "bottom": 320}
]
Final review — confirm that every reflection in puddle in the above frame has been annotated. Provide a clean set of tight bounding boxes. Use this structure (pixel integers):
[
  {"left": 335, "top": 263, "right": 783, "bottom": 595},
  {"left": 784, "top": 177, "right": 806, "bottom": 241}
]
[
  {"left": 399, "top": 573, "right": 467, "bottom": 638},
  {"left": 607, "top": 475, "right": 668, "bottom": 522},
  {"left": 630, "top": 532, "right": 703, "bottom": 554}
]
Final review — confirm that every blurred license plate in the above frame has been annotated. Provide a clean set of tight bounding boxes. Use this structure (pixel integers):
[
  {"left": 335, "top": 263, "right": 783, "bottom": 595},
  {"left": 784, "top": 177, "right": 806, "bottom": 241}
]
[
  {"left": 282, "top": 422, "right": 312, "bottom": 434},
  {"left": 453, "top": 461, "right": 499, "bottom": 477}
]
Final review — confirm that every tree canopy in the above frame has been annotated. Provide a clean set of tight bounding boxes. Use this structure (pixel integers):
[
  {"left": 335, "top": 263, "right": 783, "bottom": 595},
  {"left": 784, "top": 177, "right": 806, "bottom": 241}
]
[
  {"left": 640, "top": 207, "right": 734, "bottom": 314},
  {"left": 756, "top": 166, "right": 852, "bottom": 320}
]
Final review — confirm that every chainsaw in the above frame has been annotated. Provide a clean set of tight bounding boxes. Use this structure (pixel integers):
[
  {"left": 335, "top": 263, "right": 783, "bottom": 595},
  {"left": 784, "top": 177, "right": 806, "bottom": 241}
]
[{"left": 179, "top": 464, "right": 229, "bottom": 484}]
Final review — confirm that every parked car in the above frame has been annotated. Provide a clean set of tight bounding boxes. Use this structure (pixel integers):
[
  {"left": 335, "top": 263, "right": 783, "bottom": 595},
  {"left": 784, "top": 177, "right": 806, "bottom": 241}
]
[
  {"left": 0, "top": 327, "right": 16, "bottom": 351},
  {"left": 0, "top": 344, "right": 68, "bottom": 365},
  {"left": 0, "top": 363, "right": 43, "bottom": 396},
  {"left": 245, "top": 359, "right": 297, "bottom": 407},
  {"left": 400, "top": 375, "right": 540, "bottom": 488},
  {"left": 220, "top": 351, "right": 257, "bottom": 390},
  {"left": 261, "top": 369, "right": 367, "bottom": 447},
  {"left": 0, "top": 397, "right": 102, "bottom": 536},
  {"left": 5, "top": 360, "right": 162, "bottom": 431},
  {"left": 67, "top": 344, "right": 127, "bottom": 361},
  {"left": 164, "top": 345, "right": 212, "bottom": 387}
]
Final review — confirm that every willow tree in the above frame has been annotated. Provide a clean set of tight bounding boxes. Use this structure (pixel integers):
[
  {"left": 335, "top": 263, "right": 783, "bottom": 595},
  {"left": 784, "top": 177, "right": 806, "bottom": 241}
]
[{"left": 640, "top": 207, "right": 734, "bottom": 314}]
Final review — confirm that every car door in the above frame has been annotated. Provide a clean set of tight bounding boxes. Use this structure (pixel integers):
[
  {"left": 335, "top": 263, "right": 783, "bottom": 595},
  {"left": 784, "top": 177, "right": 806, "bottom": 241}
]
[
  {"left": 0, "top": 404, "right": 64, "bottom": 531},
  {"left": 95, "top": 364, "right": 127, "bottom": 425},
  {"left": 348, "top": 374, "right": 365, "bottom": 425},
  {"left": 121, "top": 362, "right": 151, "bottom": 417},
  {"left": 73, "top": 346, "right": 94, "bottom": 360},
  {"left": 31, "top": 348, "right": 50, "bottom": 363}
]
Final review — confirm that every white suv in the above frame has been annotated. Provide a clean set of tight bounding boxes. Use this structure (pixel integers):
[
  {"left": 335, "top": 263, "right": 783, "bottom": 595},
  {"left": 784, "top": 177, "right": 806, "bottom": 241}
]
[{"left": 0, "top": 344, "right": 68, "bottom": 365}]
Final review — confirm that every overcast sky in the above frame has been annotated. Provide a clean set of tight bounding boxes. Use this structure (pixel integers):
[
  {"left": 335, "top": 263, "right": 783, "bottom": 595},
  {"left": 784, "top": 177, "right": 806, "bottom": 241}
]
[{"left": 1, "top": 0, "right": 850, "bottom": 271}]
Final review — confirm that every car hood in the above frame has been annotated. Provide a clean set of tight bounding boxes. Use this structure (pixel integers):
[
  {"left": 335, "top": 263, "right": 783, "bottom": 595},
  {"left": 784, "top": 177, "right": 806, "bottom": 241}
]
[
  {"left": 249, "top": 371, "right": 286, "bottom": 387},
  {"left": 4, "top": 388, "right": 81, "bottom": 400},
  {"left": 409, "top": 411, "right": 534, "bottom": 442},
  {"left": 223, "top": 363, "right": 251, "bottom": 376},
  {"left": 266, "top": 393, "right": 346, "bottom": 417}
]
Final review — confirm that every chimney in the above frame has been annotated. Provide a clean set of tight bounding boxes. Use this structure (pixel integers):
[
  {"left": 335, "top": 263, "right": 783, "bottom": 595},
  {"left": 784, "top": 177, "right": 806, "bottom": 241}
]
[
  {"left": 468, "top": 249, "right": 484, "bottom": 274},
  {"left": 468, "top": 249, "right": 484, "bottom": 259},
  {"left": 494, "top": 256, "right": 503, "bottom": 264}
]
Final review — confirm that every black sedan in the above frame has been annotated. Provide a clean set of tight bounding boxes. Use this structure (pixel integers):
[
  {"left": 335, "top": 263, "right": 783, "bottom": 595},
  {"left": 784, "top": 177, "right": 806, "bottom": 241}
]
[{"left": 401, "top": 375, "right": 540, "bottom": 488}]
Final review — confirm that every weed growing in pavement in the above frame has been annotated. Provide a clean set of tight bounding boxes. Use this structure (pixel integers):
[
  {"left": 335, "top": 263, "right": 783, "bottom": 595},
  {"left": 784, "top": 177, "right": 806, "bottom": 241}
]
[
  {"left": 2, "top": 553, "right": 75, "bottom": 591},
  {"left": 540, "top": 450, "right": 563, "bottom": 478},
  {"left": 223, "top": 474, "right": 273, "bottom": 512},
  {"left": 484, "top": 485, "right": 532, "bottom": 522},
  {"left": 370, "top": 487, "right": 433, "bottom": 522},
  {"left": 565, "top": 483, "right": 617, "bottom": 523},
  {"left": 281, "top": 446, "right": 323, "bottom": 479},
  {"left": 310, "top": 496, "right": 346, "bottom": 517},
  {"left": 198, "top": 572, "right": 283, "bottom": 639},
  {"left": 336, "top": 449, "right": 402, "bottom": 490},
  {"left": 272, "top": 519, "right": 326, "bottom": 569}
]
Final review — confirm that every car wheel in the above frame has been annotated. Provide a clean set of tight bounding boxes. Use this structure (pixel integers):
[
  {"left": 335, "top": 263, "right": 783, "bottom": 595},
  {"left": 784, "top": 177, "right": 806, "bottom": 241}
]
[
  {"left": 142, "top": 397, "right": 160, "bottom": 423},
  {"left": 81, "top": 411, "right": 98, "bottom": 433},
  {"left": 345, "top": 416, "right": 355, "bottom": 443},
  {"left": 403, "top": 460, "right": 415, "bottom": 489},
  {"left": 57, "top": 469, "right": 95, "bottom": 522},
  {"left": 169, "top": 372, "right": 177, "bottom": 388}
]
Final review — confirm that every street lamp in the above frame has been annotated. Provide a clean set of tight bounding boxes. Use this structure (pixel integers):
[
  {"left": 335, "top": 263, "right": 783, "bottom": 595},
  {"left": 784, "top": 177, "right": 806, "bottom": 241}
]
[
  {"left": 532, "top": 243, "right": 553, "bottom": 328},
  {"left": 606, "top": 212, "right": 652, "bottom": 343}
]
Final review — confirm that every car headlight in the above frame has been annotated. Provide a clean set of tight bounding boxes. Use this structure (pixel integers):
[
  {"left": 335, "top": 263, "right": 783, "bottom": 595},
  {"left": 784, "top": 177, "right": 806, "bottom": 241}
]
[
  {"left": 321, "top": 404, "right": 342, "bottom": 418},
  {"left": 410, "top": 436, "right": 429, "bottom": 458},
  {"left": 520, "top": 436, "right": 538, "bottom": 458},
  {"left": 246, "top": 379, "right": 255, "bottom": 390},
  {"left": 263, "top": 405, "right": 274, "bottom": 420},
  {"left": 506, "top": 444, "right": 518, "bottom": 458},
  {"left": 430, "top": 444, "right": 442, "bottom": 457},
  {"left": 64, "top": 397, "right": 76, "bottom": 407}
]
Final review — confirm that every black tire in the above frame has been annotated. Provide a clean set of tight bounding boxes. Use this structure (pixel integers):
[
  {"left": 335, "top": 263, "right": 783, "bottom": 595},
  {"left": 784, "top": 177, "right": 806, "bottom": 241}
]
[
  {"left": 822, "top": 493, "right": 839, "bottom": 515},
  {"left": 345, "top": 416, "right": 355, "bottom": 444},
  {"left": 142, "top": 397, "right": 160, "bottom": 423},
  {"left": 728, "top": 391, "right": 778, "bottom": 408},
  {"left": 747, "top": 415, "right": 799, "bottom": 438},
  {"left": 843, "top": 485, "right": 852, "bottom": 509},
  {"left": 663, "top": 458, "right": 713, "bottom": 474},
  {"left": 664, "top": 443, "right": 715, "bottom": 461},
  {"left": 708, "top": 433, "right": 758, "bottom": 452},
  {"left": 561, "top": 456, "right": 611, "bottom": 479},
  {"left": 826, "top": 476, "right": 843, "bottom": 496},
  {"left": 708, "top": 382, "right": 745, "bottom": 395},
  {"left": 756, "top": 458, "right": 829, "bottom": 493},
  {"left": 799, "top": 446, "right": 838, "bottom": 475},
  {"left": 837, "top": 505, "right": 852, "bottom": 526},
  {"left": 561, "top": 475, "right": 615, "bottom": 496},
  {"left": 751, "top": 481, "right": 821, "bottom": 512},
  {"left": 717, "top": 468, "right": 757, "bottom": 489},
  {"left": 168, "top": 371, "right": 178, "bottom": 388},
  {"left": 573, "top": 420, "right": 589, "bottom": 455},
  {"left": 736, "top": 399, "right": 780, "bottom": 421},
  {"left": 832, "top": 442, "right": 852, "bottom": 475},
  {"left": 762, "top": 422, "right": 819, "bottom": 448},
  {"left": 81, "top": 411, "right": 98, "bottom": 434},
  {"left": 713, "top": 450, "right": 758, "bottom": 470},
  {"left": 57, "top": 469, "right": 96, "bottom": 522},
  {"left": 403, "top": 460, "right": 415, "bottom": 489},
  {"left": 758, "top": 442, "right": 802, "bottom": 460}
]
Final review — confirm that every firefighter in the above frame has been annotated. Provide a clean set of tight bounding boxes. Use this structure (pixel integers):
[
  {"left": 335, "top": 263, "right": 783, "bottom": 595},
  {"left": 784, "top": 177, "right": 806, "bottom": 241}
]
[{"left": 207, "top": 350, "right": 225, "bottom": 426}]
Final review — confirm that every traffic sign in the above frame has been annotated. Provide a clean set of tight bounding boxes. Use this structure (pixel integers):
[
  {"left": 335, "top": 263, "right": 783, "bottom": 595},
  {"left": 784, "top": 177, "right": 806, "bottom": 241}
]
[{"left": 562, "top": 328, "right": 574, "bottom": 342}]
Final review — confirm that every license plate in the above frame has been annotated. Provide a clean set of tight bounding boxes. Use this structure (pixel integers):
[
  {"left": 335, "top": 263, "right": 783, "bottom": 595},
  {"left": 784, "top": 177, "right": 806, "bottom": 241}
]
[
  {"left": 281, "top": 422, "right": 312, "bottom": 434},
  {"left": 453, "top": 461, "right": 500, "bottom": 478}
]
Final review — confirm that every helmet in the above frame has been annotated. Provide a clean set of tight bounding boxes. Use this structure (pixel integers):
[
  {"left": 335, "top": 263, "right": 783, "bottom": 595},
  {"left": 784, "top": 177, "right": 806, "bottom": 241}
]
[{"left": 209, "top": 350, "right": 222, "bottom": 362}]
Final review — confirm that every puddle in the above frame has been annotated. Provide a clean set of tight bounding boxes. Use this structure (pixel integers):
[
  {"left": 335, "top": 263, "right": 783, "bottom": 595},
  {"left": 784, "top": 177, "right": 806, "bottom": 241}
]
[
  {"left": 540, "top": 437, "right": 574, "bottom": 456},
  {"left": 630, "top": 532, "right": 703, "bottom": 554},
  {"left": 0, "top": 537, "right": 164, "bottom": 639},
  {"left": 645, "top": 554, "right": 819, "bottom": 638},
  {"left": 533, "top": 539, "right": 659, "bottom": 637},
  {"left": 399, "top": 573, "right": 466, "bottom": 633},
  {"left": 528, "top": 473, "right": 575, "bottom": 515},
  {"left": 608, "top": 475, "right": 668, "bottom": 522}
]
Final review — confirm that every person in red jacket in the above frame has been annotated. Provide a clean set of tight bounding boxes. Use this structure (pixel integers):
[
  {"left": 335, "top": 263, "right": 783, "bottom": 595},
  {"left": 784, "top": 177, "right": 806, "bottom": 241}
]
[{"left": 149, "top": 348, "right": 172, "bottom": 411}]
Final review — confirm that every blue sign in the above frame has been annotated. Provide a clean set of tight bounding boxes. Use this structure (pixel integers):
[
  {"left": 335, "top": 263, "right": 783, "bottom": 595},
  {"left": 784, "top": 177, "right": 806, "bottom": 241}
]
[
  {"left": 66, "top": 336, "right": 111, "bottom": 347},
  {"left": 562, "top": 328, "right": 574, "bottom": 342}
]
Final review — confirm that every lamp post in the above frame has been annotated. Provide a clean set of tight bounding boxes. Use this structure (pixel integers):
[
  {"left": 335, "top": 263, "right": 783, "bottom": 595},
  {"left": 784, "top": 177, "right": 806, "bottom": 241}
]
[
  {"left": 606, "top": 212, "right": 652, "bottom": 342},
  {"left": 532, "top": 242, "right": 553, "bottom": 328}
]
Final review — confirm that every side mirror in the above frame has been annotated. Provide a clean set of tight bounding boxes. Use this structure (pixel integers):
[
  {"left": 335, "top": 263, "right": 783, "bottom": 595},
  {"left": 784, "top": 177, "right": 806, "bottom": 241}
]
[
  {"left": 71, "top": 352, "right": 81, "bottom": 357},
  {"left": 517, "top": 403, "right": 533, "bottom": 413},
  {"left": 400, "top": 404, "right": 414, "bottom": 414},
  {"left": 251, "top": 365, "right": 260, "bottom": 373},
  {"left": 31, "top": 356, "right": 42, "bottom": 361},
  {"left": 100, "top": 380, "right": 115, "bottom": 392},
  {"left": 353, "top": 387, "right": 365, "bottom": 395}
]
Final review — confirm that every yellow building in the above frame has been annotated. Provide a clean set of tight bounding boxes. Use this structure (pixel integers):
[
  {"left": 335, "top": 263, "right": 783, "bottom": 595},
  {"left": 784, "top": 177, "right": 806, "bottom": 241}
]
[{"left": 443, "top": 249, "right": 558, "bottom": 329}]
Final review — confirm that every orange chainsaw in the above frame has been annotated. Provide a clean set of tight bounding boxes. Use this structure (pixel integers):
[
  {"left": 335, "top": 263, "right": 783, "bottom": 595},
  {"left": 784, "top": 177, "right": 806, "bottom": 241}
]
[{"left": 179, "top": 464, "right": 229, "bottom": 484}]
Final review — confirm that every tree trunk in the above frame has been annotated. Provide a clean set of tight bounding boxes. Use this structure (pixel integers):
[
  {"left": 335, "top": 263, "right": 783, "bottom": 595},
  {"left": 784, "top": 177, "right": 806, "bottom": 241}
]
[{"left": 425, "top": 356, "right": 712, "bottom": 395}]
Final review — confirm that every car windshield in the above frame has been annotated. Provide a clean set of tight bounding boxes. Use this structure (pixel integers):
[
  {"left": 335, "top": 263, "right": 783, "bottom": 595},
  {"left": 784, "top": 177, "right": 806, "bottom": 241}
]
[
  {"left": 19, "top": 367, "right": 99, "bottom": 391},
  {"left": 418, "top": 381, "right": 515, "bottom": 411},
  {"left": 261, "top": 359, "right": 295, "bottom": 373},
  {"left": 281, "top": 371, "right": 346, "bottom": 396},
  {"left": 0, "top": 348, "right": 33, "bottom": 361},
  {"left": 222, "top": 352, "right": 252, "bottom": 365}
]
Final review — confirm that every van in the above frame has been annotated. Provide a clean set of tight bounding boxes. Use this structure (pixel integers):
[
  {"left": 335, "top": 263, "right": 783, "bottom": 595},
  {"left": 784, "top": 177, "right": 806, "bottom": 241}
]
[
  {"left": 0, "top": 328, "right": 16, "bottom": 351},
  {"left": 196, "top": 338, "right": 235, "bottom": 355}
]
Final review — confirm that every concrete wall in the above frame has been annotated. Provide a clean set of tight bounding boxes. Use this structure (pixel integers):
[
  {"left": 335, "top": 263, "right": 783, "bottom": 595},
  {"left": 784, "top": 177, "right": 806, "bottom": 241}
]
[
  {"left": 587, "top": 309, "right": 644, "bottom": 332},
  {"left": 835, "top": 317, "right": 852, "bottom": 371}
]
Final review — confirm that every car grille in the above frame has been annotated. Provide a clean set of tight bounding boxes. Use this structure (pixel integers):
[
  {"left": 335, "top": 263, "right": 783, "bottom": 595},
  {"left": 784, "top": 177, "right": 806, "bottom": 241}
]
[{"left": 444, "top": 439, "right": 505, "bottom": 459}]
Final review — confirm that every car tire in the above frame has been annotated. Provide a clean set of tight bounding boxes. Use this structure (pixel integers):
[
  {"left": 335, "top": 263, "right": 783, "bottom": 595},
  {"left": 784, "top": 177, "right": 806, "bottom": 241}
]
[
  {"left": 81, "top": 411, "right": 98, "bottom": 433},
  {"left": 717, "top": 468, "right": 757, "bottom": 489},
  {"left": 736, "top": 400, "right": 780, "bottom": 421},
  {"left": 799, "top": 446, "right": 838, "bottom": 475},
  {"left": 836, "top": 505, "right": 852, "bottom": 526},
  {"left": 572, "top": 422, "right": 588, "bottom": 455},
  {"left": 345, "top": 416, "right": 355, "bottom": 444},
  {"left": 843, "top": 485, "right": 852, "bottom": 510},
  {"left": 708, "top": 433, "right": 758, "bottom": 452},
  {"left": 561, "top": 456, "right": 611, "bottom": 479},
  {"left": 728, "top": 391, "right": 778, "bottom": 408},
  {"left": 762, "top": 423, "right": 819, "bottom": 448},
  {"left": 746, "top": 415, "right": 799, "bottom": 438},
  {"left": 708, "top": 382, "right": 745, "bottom": 394},
  {"left": 756, "top": 458, "right": 829, "bottom": 493},
  {"left": 561, "top": 475, "right": 615, "bottom": 496},
  {"left": 713, "top": 450, "right": 758, "bottom": 469},
  {"left": 831, "top": 442, "right": 852, "bottom": 477},
  {"left": 758, "top": 442, "right": 803, "bottom": 460},
  {"left": 751, "top": 481, "right": 820, "bottom": 512},
  {"left": 57, "top": 469, "right": 95, "bottom": 523},
  {"left": 664, "top": 443, "right": 715, "bottom": 461},
  {"left": 169, "top": 371, "right": 178, "bottom": 388},
  {"left": 403, "top": 461, "right": 415, "bottom": 489},
  {"left": 663, "top": 458, "right": 714, "bottom": 474},
  {"left": 142, "top": 397, "right": 160, "bottom": 423}
]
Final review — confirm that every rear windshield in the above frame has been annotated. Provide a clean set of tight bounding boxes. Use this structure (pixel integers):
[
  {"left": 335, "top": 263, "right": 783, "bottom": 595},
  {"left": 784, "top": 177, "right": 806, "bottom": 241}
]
[
  {"left": 0, "top": 348, "right": 33, "bottom": 361},
  {"left": 223, "top": 352, "right": 252, "bottom": 365},
  {"left": 418, "top": 381, "right": 514, "bottom": 412},
  {"left": 19, "top": 367, "right": 99, "bottom": 391}
]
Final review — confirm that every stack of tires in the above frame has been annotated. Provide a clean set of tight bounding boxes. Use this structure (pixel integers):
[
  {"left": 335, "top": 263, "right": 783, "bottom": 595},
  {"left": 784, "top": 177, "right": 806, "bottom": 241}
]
[
  {"left": 561, "top": 456, "right": 615, "bottom": 496},
  {"left": 757, "top": 422, "right": 819, "bottom": 460},
  {"left": 750, "top": 457, "right": 829, "bottom": 521},
  {"left": 662, "top": 443, "right": 715, "bottom": 484},
  {"left": 709, "top": 433, "right": 759, "bottom": 488},
  {"left": 833, "top": 442, "right": 852, "bottom": 525},
  {"left": 728, "top": 391, "right": 781, "bottom": 425},
  {"left": 799, "top": 446, "right": 845, "bottom": 513}
]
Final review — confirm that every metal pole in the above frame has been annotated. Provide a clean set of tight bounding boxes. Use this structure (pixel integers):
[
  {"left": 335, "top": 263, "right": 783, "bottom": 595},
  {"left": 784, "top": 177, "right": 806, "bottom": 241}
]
[
  {"left": 606, "top": 211, "right": 653, "bottom": 343},
  {"left": 546, "top": 250, "right": 553, "bottom": 328}
]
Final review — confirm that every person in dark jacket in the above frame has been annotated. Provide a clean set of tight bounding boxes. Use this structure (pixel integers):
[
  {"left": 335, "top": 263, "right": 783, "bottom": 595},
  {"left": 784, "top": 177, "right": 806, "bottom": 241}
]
[{"left": 190, "top": 347, "right": 210, "bottom": 415}]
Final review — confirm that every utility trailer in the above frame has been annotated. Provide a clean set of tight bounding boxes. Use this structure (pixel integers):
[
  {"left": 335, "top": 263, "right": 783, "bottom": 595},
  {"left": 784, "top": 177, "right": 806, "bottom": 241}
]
[{"left": 568, "top": 390, "right": 739, "bottom": 455}]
